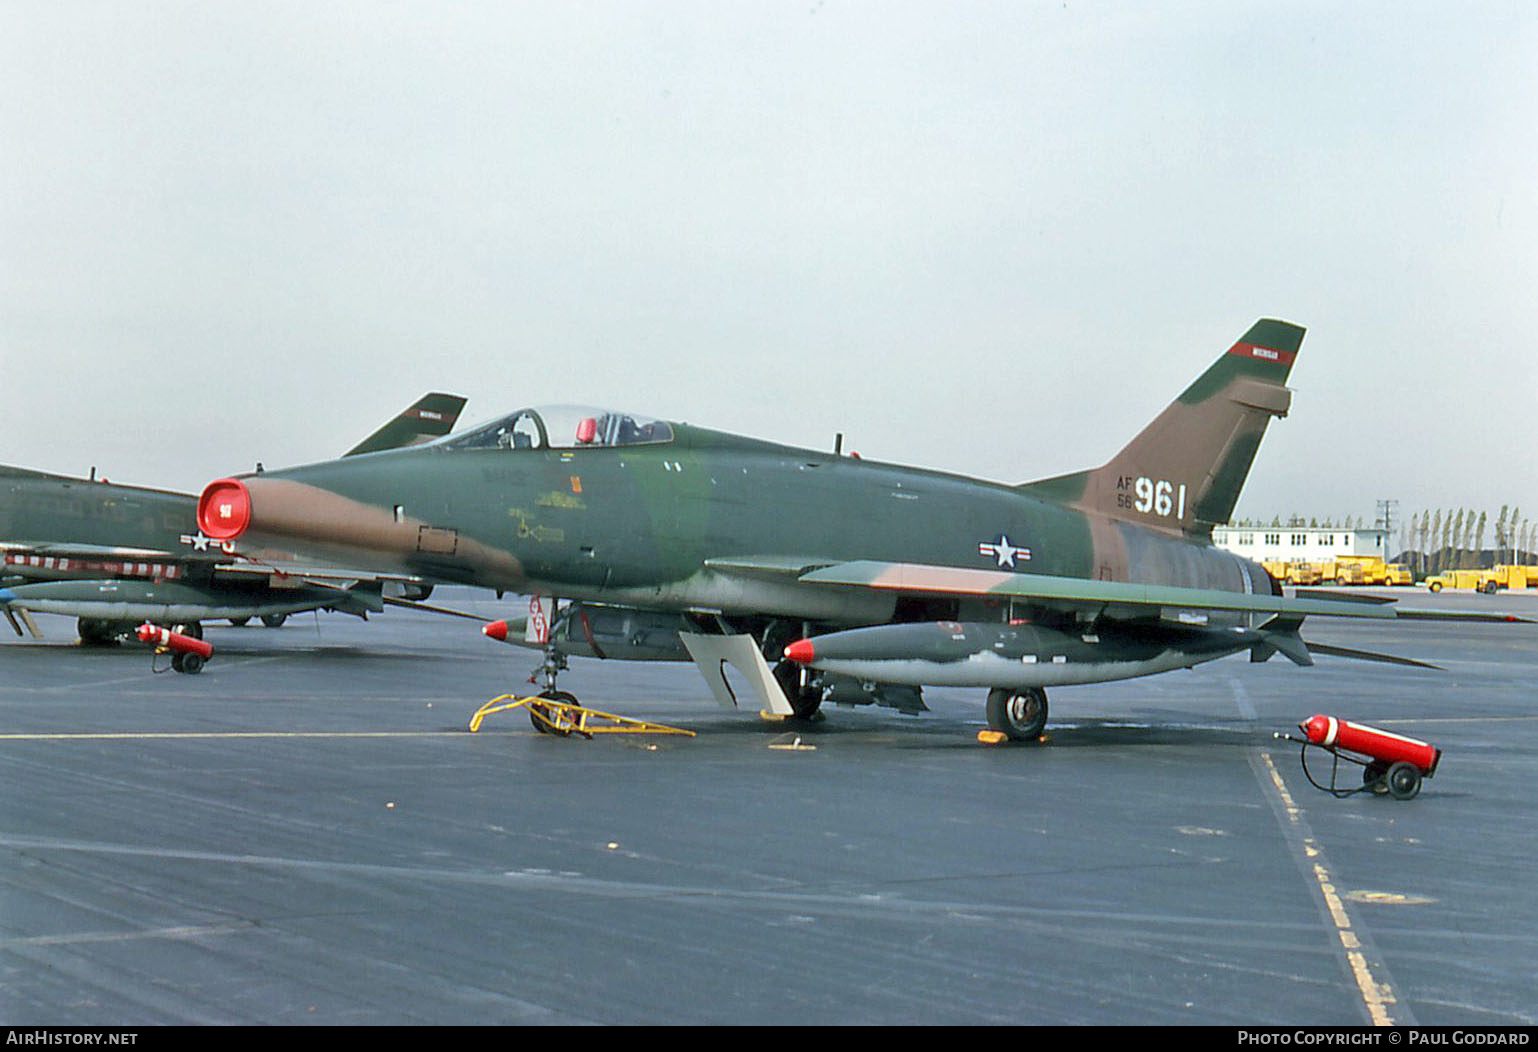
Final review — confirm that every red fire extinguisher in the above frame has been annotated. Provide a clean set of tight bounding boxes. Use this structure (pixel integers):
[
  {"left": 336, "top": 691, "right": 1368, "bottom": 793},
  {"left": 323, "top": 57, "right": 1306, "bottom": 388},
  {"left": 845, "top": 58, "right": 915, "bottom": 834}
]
[
  {"left": 1279, "top": 714, "right": 1441, "bottom": 800},
  {"left": 137, "top": 622, "right": 214, "bottom": 675}
]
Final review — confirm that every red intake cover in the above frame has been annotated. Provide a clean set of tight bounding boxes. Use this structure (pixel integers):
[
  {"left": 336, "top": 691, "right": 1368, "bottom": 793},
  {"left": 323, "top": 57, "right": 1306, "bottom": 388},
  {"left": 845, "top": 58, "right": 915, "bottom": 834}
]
[{"left": 197, "top": 478, "right": 252, "bottom": 540}]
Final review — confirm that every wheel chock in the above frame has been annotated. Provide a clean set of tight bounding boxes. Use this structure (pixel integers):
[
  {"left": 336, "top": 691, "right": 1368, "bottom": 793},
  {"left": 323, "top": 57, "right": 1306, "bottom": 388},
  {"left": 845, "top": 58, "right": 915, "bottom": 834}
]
[{"left": 977, "top": 729, "right": 1050, "bottom": 745}]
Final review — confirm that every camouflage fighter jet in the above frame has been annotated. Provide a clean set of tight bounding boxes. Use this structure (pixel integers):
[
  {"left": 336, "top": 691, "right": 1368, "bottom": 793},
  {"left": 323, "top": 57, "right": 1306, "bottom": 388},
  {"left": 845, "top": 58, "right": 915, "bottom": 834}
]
[
  {"left": 1, "top": 392, "right": 466, "bottom": 645},
  {"left": 192, "top": 322, "right": 1520, "bottom": 739}
]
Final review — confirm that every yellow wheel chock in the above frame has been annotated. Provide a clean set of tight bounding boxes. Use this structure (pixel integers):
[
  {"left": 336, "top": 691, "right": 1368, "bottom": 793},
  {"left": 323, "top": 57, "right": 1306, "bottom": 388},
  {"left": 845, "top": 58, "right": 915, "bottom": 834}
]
[{"left": 469, "top": 694, "right": 695, "bottom": 739}]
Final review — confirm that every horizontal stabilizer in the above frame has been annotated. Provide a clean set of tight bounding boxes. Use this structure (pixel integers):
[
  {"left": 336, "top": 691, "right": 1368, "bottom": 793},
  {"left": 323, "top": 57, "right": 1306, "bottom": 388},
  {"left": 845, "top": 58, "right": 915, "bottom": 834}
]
[
  {"left": 1392, "top": 608, "right": 1535, "bottom": 624},
  {"left": 1294, "top": 588, "right": 1395, "bottom": 605},
  {"left": 1295, "top": 588, "right": 1532, "bottom": 623},
  {"left": 1303, "top": 640, "right": 1443, "bottom": 670}
]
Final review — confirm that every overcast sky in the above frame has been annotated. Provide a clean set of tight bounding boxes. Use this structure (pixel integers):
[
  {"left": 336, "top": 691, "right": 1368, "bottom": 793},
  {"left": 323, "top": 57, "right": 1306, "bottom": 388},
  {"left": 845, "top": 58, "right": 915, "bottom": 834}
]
[{"left": 3, "top": 2, "right": 1534, "bottom": 530}]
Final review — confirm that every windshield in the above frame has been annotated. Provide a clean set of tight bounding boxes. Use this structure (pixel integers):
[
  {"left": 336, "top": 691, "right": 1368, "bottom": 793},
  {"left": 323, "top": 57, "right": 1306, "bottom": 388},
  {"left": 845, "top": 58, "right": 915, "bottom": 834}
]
[{"left": 440, "top": 405, "right": 673, "bottom": 451}]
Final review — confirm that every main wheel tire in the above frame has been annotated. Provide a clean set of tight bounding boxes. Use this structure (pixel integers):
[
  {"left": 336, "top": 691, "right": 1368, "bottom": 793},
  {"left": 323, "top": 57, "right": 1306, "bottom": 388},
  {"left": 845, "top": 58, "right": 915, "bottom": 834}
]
[
  {"left": 77, "top": 618, "right": 121, "bottom": 647},
  {"left": 260, "top": 614, "right": 288, "bottom": 628},
  {"left": 1363, "top": 761, "right": 1390, "bottom": 794},
  {"left": 986, "top": 687, "right": 1048, "bottom": 742},
  {"left": 772, "top": 660, "right": 823, "bottom": 720},
  {"left": 1385, "top": 761, "right": 1423, "bottom": 800}
]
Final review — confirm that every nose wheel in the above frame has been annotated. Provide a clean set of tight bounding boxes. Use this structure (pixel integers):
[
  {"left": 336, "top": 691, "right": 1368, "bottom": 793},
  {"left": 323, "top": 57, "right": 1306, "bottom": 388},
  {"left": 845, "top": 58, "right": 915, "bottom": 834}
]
[
  {"left": 530, "top": 689, "right": 581, "bottom": 735},
  {"left": 986, "top": 687, "right": 1048, "bottom": 742}
]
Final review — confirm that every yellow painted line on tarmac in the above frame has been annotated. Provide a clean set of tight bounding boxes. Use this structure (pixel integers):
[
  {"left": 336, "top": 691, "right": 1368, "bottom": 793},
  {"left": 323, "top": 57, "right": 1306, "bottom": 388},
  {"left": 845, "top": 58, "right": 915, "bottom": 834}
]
[
  {"left": 1257, "top": 751, "right": 1400, "bottom": 1027},
  {"left": 0, "top": 730, "right": 513, "bottom": 741}
]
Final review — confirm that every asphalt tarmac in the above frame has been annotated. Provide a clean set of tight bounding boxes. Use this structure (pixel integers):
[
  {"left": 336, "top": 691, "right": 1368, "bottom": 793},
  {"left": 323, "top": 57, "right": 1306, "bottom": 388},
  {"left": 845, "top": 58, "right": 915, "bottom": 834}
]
[{"left": 2, "top": 588, "right": 1535, "bottom": 1025}]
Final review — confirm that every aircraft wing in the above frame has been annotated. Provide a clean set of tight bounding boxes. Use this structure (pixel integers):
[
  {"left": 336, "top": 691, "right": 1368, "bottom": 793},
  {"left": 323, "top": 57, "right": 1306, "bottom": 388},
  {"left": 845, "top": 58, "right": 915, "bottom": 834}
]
[
  {"left": 1, "top": 539, "right": 421, "bottom": 588},
  {"left": 0, "top": 537, "right": 444, "bottom": 632},
  {"left": 2, "top": 541, "right": 223, "bottom": 585},
  {"left": 2, "top": 540, "right": 205, "bottom": 561},
  {"left": 208, "top": 555, "right": 432, "bottom": 592},
  {"left": 794, "top": 559, "right": 1531, "bottom": 623}
]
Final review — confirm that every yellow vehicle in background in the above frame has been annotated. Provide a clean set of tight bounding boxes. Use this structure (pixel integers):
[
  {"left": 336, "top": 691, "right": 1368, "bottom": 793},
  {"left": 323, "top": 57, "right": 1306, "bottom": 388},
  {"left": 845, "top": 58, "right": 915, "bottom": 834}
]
[
  {"left": 1335, "top": 562, "right": 1367, "bottom": 585},
  {"left": 1285, "top": 563, "right": 1322, "bottom": 585},
  {"left": 1384, "top": 563, "right": 1414, "bottom": 586},
  {"left": 1426, "top": 566, "right": 1538, "bottom": 593},
  {"left": 1483, "top": 565, "right": 1538, "bottom": 592},
  {"left": 1327, "top": 555, "right": 1391, "bottom": 585},
  {"left": 1263, "top": 561, "right": 1323, "bottom": 586},
  {"left": 1426, "top": 570, "right": 1488, "bottom": 592}
]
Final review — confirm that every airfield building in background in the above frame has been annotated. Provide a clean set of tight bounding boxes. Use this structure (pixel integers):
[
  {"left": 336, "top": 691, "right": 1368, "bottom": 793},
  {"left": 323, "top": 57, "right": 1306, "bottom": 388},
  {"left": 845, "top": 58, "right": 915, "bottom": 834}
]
[{"left": 1211, "top": 525, "right": 1391, "bottom": 566}]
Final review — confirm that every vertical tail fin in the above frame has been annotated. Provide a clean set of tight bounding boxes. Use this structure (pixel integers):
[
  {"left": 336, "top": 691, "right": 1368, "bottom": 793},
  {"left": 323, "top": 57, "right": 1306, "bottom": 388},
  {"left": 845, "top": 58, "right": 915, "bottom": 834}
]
[
  {"left": 343, "top": 392, "right": 468, "bottom": 457},
  {"left": 1021, "top": 319, "right": 1304, "bottom": 538}
]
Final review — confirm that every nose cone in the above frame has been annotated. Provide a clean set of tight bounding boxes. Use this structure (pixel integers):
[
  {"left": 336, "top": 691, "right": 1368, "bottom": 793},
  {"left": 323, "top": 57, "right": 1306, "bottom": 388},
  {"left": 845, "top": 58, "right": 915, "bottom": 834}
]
[
  {"left": 482, "top": 619, "right": 509, "bottom": 642},
  {"left": 783, "top": 639, "right": 816, "bottom": 665},
  {"left": 197, "top": 478, "right": 252, "bottom": 540}
]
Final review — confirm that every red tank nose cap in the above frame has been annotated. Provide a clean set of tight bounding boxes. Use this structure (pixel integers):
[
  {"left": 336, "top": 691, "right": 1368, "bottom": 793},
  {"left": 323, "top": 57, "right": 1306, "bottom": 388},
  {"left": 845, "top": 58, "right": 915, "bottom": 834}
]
[
  {"left": 783, "top": 639, "right": 816, "bottom": 665},
  {"left": 197, "top": 478, "right": 252, "bottom": 540},
  {"left": 1299, "top": 713, "right": 1337, "bottom": 747},
  {"left": 482, "top": 619, "right": 509, "bottom": 642}
]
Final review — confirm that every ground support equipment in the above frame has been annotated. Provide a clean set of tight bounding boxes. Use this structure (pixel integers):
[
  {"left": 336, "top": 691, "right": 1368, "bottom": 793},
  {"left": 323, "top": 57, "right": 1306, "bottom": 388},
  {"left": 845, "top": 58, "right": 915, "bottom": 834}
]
[{"left": 469, "top": 693, "right": 695, "bottom": 740}]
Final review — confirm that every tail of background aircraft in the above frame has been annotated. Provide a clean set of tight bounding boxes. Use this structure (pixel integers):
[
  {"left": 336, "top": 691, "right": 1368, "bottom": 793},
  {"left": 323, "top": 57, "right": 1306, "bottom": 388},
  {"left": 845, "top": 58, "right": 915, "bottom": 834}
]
[
  {"left": 1021, "top": 319, "right": 1303, "bottom": 539},
  {"left": 343, "top": 392, "right": 468, "bottom": 457}
]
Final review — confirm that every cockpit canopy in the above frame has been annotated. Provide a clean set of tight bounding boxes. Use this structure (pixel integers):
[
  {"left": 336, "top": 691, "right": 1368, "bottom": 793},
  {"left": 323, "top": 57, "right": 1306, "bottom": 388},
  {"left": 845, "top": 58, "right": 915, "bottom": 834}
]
[{"left": 440, "top": 405, "right": 674, "bottom": 452}]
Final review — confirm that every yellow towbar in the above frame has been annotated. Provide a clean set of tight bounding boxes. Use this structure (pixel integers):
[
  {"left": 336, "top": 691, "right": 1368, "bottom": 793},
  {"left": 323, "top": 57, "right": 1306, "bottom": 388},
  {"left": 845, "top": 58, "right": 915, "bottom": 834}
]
[{"left": 469, "top": 694, "right": 695, "bottom": 739}]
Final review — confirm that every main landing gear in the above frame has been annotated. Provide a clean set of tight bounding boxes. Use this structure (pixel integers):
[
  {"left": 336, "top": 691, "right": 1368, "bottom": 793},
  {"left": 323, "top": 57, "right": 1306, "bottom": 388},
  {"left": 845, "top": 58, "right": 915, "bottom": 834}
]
[
  {"left": 985, "top": 687, "right": 1049, "bottom": 743},
  {"left": 772, "top": 658, "right": 824, "bottom": 721}
]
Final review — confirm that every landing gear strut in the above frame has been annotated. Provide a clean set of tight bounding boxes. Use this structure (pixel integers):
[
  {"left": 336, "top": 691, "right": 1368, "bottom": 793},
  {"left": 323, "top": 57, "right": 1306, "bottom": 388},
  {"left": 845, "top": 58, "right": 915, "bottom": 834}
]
[
  {"left": 772, "top": 659, "right": 824, "bottom": 720},
  {"left": 986, "top": 687, "right": 1049, "bottom": 742},
  {"left": 77, "top": 618, "right": 126, "bottom": 647},
  {"left": 534, "top": 642, "right": 568, "bottom": 695},
  {"left": 528, "top": 604, "right": 578, "bottom": 731}
]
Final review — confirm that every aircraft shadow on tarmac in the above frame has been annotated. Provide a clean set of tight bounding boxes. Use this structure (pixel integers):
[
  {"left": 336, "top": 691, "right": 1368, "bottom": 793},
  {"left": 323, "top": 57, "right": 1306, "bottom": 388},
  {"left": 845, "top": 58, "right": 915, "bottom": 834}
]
[
  {"left": 1032, "top": 718, "right": 1261, "bottom": 748},
  {"left": 576, "top": 709, "right": 1269, "bottom": 750}
]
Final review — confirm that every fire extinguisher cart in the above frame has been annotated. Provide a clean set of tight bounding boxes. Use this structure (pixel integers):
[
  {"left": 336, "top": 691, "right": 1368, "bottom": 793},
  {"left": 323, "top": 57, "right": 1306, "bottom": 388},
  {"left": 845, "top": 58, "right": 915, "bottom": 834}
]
[
  {"left": 137, "top": 622, "right": 214, "bottom": 675},
  {"left": 1276, "top": 714, "right": 1442, "bottom": 801}
]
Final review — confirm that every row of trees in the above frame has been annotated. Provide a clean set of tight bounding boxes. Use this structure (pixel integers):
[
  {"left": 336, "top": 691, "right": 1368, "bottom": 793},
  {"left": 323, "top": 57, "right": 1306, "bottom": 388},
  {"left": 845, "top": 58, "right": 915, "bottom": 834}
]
[
  {"left": 1230, "top": 515, "right": 1373, "bottom": 528},
  {"left": 1229, "top": 506, "right": 1534, "bottom": 574},
  {"left": 1401, "top": 506, "right": 1533, "bottom": 573}
]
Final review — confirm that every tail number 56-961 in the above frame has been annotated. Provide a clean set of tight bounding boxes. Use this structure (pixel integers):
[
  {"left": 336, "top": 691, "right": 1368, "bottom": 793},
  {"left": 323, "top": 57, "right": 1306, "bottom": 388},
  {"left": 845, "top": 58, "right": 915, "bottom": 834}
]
[{"left": 1117, "top": 476, "right": 1187, "bottom": 520}]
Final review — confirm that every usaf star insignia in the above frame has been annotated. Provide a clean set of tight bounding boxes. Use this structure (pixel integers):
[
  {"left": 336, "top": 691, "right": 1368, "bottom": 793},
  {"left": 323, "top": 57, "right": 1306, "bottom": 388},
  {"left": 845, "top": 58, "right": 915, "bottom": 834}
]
[{"left": 978, "top": 534, "right": 1031, "bottom": 568}]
